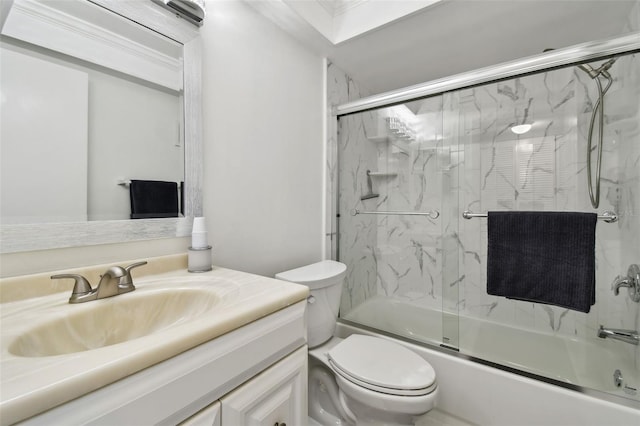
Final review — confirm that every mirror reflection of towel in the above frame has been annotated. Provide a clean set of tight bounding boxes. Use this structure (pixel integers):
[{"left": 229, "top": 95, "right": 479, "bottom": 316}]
[
  {"left": 129, "top": 180, "right": 179, "bottom": 219},
  {"left": 487, "top": 211, "right": 597, "bottom": 313}
]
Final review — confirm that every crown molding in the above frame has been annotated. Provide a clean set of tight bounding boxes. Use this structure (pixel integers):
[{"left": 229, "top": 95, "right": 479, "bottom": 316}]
[{"left": 2, "top": 0, "right": 183, "bottom": 91}]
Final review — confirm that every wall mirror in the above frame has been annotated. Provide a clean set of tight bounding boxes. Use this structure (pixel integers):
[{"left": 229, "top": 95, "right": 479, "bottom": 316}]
[{"left": 0, "top": 0, "right": 202, "bottom": 253}]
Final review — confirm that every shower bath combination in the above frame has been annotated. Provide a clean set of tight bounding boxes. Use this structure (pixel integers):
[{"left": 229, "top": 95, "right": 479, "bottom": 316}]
[{"left": 335, "top": 39, "right": 639, "bottom": 409}]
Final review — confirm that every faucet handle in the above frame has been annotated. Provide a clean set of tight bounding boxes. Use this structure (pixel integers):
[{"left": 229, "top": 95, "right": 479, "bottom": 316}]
[
  {"left": 125, "top": 261, "right": 148, "bottom": 273},
  {"left": 611, "top": 264, "right": 640, "bottom": 302},
  {"left": 119, "top": 261, "right": 148, "bottom": 289},
  {"left": 51, "top": 274, "right": 93, "bottom": 296}
]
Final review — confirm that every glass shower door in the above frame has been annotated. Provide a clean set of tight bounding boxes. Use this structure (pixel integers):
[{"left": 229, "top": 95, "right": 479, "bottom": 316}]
[
  {"left": 334, "top": 50, "right": 639, "bottom": 404},
  {"left": 451, "top": 53, "right": 640, "bottom": 401},
  {"left": 337, "top": 95, "right": 459, "bottom": 350}
]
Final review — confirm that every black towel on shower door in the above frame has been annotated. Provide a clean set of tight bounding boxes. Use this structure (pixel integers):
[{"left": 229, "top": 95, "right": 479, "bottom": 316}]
[
  {"left": 486, "top": 211, "right": 597, "bottom": 313},
  {"left": 129, "top": 180, "right": 179, "bottom": 219}
]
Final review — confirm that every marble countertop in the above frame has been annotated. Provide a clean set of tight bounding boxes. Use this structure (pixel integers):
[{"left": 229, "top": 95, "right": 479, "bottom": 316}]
[{"left": 0, "top": 260, "right": 308, "bottom": 424}]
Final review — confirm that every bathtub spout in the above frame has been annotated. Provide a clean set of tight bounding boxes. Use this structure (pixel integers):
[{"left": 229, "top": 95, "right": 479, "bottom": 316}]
[{"left": 598, "top": 325, "right": 639, "bottom": 345}]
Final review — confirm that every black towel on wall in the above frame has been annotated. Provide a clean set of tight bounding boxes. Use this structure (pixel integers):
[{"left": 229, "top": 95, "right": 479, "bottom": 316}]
[
  {"left": 180, "top": 181, "right": 184, "bottom": 216},
  {"left": 487, "top": 211, "right": 597, "bottom": 313},
  {"left": 129, "top": 180, "right": 179, "bottom": 219}
]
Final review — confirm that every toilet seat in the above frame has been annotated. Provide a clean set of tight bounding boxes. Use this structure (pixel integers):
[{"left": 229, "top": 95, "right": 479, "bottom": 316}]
[{"left": 328, "top": 335, "right": 437, "bottom": 397}]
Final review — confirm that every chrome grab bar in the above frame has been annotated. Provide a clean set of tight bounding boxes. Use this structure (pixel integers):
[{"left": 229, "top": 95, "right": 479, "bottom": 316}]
[
  {"left": 351, "top": 209, "right": 439, "bottom": 219},
  {"left": 461, "top": 210, "right": 618, "bottom": 223}
]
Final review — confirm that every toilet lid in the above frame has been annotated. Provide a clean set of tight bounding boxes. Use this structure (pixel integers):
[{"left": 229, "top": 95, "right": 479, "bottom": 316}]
[
  {"left": 275, "top": 260, "right": 346, "bottom": 290},
  {"left": 328, "top": 335, "right": 436, "bottom": 396}
]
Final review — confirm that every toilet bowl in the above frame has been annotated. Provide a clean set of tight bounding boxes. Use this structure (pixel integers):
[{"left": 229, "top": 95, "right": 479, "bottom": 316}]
[{"left": 276, "top": 261, "right": 438, "bottom": 425}]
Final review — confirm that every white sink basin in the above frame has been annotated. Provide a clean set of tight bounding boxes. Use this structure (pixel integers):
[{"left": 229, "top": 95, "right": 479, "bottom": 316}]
[
  {"left": 9, "top": 288, "right": 220, "bottom": 357},
  {"left": 0, "top": 266, "right": 308, "bottom": 425}
]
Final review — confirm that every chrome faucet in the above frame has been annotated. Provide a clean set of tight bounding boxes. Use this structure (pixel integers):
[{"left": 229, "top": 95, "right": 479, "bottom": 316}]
[
  {"left": 94, "top": 266, "right": 128, "bottom": 299},
  {"left": 598, "top": 325, "right": 639, "bottom": 346},
  {"left": 611, "top": 264, "right": 640, "bottom": 302},
  {"left": 51, "top": 261, "right": 147, "bottom": 304}
]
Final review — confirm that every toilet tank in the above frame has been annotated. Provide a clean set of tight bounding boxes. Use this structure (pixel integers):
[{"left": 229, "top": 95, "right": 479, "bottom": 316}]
[{"left": 275, "top": 261, "right": 347, "bottom": 348}]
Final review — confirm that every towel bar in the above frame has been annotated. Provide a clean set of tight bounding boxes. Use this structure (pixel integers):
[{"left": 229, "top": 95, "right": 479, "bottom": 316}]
[
  {"left": 118, "top": 179, "right": 182, "bottom": 189},
  {"left": 462, "top": 210, "right": 618, "bottom": 223},
  {"left": 351, "top": 209, "right": 440, "bottom": 219}
]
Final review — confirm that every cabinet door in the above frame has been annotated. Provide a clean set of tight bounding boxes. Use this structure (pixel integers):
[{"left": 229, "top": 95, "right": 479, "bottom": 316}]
[
  {"left": 178, "top": 401, "right": 221, "bottom": 426},
  {"left": 221, "top": 346, "right": 307, "bottom": 426}
]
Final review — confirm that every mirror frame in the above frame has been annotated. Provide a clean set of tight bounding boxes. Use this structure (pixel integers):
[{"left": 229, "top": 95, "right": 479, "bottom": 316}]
[{"left": 0, "top": 0, "right": 202, "bottom": 253}]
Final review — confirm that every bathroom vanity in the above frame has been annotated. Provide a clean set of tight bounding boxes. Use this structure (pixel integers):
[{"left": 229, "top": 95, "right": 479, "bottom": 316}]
[
  {"left": 0, "top": 1, "right": 308, "bottom": 423},
  {"left": 0, "top": 255, "right": 309, "bottom": 425}
]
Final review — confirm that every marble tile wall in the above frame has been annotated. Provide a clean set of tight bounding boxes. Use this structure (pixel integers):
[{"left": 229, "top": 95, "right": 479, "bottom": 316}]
[
  {"left": 326, "top": 62, "right": 378, "bottom": 313},
  {"left": 370, "top": 100, "right": 446, "bottom": 311},
  {"left": 334, "top": 95, "right": 450, "bottom": 317},
  {"left": 331, "top": 52, "right": 639, "bottom": 364}
]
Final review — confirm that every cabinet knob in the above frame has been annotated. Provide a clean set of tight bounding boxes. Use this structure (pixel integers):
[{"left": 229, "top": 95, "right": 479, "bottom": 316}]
[{"left": 274, "top": 423, "right": 286, "bottom": 426}]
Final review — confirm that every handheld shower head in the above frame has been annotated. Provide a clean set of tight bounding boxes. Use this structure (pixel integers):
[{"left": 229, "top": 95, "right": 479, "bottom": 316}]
[{"left": 542, "top": 48, "right": 617, "bottom": 209}]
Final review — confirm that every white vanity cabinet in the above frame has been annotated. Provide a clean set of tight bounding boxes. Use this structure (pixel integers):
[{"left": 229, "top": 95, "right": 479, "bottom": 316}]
[
  {"left": 18, "top": 300, "right": 307, "bottom": 425},
  {"left": 220, "top": 345, "right": 307, "bottom": 426},
  {"left": 179, "top": 401, "right": 221, "bottom": 426},
  {"left": 181, "top": 346, "right": 307, "bottom": 426}
]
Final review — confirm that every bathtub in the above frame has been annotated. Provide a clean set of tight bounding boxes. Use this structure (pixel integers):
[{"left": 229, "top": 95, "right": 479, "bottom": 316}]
[{"left": 339, "top": 296, "right": 640, "bottom": 425}]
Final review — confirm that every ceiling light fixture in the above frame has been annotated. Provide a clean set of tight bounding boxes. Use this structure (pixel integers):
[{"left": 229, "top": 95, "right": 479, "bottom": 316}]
[{"left": 511, "top": 124, "right": 532, "bottom": 135}]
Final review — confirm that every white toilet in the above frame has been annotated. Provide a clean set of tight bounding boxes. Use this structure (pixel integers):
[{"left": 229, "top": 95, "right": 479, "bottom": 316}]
[{"left": 276, "top": 260, "right": 438, "bottom": 426}]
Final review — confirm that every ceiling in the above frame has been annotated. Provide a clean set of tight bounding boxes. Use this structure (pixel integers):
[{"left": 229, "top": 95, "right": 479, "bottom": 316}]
[
  {"left": 279, "top": 0, "right": 441, "bottom": 44},
  {"left": 246, "top": 0, "right": 639, "bottom": 96}
]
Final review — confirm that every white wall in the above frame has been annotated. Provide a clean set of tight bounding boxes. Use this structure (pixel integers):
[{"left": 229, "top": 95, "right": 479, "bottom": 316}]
[{"left": 200, "top": 0, "right": 325, "bottom": 277}]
